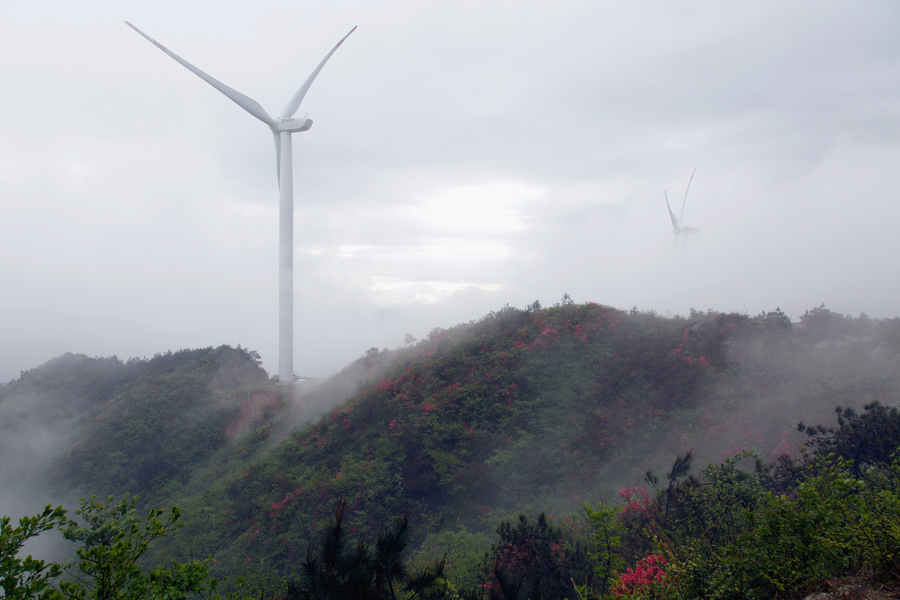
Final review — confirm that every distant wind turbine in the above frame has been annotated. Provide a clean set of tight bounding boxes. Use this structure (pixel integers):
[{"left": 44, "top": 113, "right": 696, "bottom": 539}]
[
  {"left": 126, "top": 21, "right": 356, "bottom": 385},
  {"left": 665, "top": 168, "right": 700, "bottom": 237}
]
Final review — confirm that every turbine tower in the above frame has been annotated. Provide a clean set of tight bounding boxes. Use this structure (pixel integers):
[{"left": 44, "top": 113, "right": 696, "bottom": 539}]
[
  {"left": 126, "top": 22, "right": 356, "bottom": 385},
  {"left": 665, "top": 167, "right": 699, "bottom": 238}
]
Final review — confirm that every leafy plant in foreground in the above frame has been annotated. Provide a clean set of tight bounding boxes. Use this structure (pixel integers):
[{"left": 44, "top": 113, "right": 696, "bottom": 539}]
[
  {"left": 731, "top": 458, "right": 865, "bottom": 599},
  {"left": 589, "top": 452, "right": 900, "bottom": 599},
  {"left": 0, "top": 505, "right": 67, "bottom": 600},
  {"left": 855, "top": 455, "right": 900, "bottom": 582},
  {"left": 59, "top": 495, "right": 211, "bottom": 600}
]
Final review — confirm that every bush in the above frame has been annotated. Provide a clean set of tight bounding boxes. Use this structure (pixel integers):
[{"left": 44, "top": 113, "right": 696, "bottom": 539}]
[
  {"left": 576, "top": 404, "right": 900, "bottom": 600},
  {"left": 59, "top": 495, "right": 212, "bottom": 600},
  {"left": 733, "top": 460, "right": 864, "bottom": 599}
]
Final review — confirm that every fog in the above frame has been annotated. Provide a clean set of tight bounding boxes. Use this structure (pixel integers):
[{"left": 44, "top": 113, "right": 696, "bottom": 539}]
[{"left": 2, "top": 1, "right": 900, "bottom": 382}]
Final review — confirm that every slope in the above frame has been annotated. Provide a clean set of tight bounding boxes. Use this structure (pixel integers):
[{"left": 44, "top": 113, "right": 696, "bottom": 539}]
[
  {"left": 156, "top": 303, "right": 900, "bottom": 580},
  {"left": 0, "top": 345, "right": 269, "bottom": 515}
]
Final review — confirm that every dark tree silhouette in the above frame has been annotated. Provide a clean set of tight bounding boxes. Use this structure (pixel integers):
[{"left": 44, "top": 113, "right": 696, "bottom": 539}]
[
  {"left": 296, "top": 499, "right": 446, "bottom": 600},
  {"left": 482, "top": 513, "right": 591, "bottom": 600},
  {"left": 798, "top": 402, "right": 900, "bottom": 476}
]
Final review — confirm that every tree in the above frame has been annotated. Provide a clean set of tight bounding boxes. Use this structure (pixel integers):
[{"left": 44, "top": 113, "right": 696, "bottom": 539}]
[
  {"left": 583, "top": 502, "right": 625, "bottom": 596},
  {"left": 484, "top": 513, "right": 591, "bottom": 600},
  {"left": 798, "top": 303, "right": 852, "bottom": 339},
  {"left": 58, "top": 495, "right": 211, "bottom": 600},
  {"left": 798, "top": 403, "right": 900, "bottom": 477},
  {"left": 760, "top": 307, "right": 792, "bottom": 331},
  {"left": 0, "top": 505, "right": 67, "bottom": 600},
  {"left": 297, "top": 499, "right": 446, "bottom": 600}
]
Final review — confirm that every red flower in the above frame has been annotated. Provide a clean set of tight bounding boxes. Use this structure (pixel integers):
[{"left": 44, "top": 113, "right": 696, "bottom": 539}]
[{"left": 613, "top": 554, "right": 667, "bottom": 596}]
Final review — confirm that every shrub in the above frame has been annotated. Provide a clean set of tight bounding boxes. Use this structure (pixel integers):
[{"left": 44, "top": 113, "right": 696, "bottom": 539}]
[
  {"left": 0, "top": 505, "right": 66, "bottom": 600},
  {"left": 59, "top": 495, "right": 212, "bottom": 600}
]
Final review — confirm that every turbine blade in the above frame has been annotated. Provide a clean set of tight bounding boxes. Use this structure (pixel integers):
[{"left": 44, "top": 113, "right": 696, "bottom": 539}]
[
  {"left": 273, "top": 132, "right": 282, "bottom": 186},
  {"left": 280, "top": 26, "right": 357, "bottom": 118},
  {"left": 125, "top": 21, "right": 276, "bottom": 128},
  {"left": 680, "top": 167, "right": 696, "bottom": 225},
  {"left": 665, "top": 191, "right": 679, "bottom": 230}
]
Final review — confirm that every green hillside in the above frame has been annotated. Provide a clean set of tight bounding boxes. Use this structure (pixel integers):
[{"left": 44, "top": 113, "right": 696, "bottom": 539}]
[
  {"left": 0, "top": 346, "right": 267, "bottom": 510},
  {"left": 2, "top": 301, "right": 899, "bottom": 598},
  {"left": 161, "top": 302, "right": 899, "bottom": 581}
]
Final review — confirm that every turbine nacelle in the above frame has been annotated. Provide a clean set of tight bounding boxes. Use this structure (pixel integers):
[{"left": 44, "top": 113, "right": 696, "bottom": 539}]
[{"left": 275, "top": 117, "right": 313, "bottom": 133}]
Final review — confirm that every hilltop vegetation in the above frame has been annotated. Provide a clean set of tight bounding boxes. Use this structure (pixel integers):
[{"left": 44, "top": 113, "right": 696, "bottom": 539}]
[
  {"left": 0, "top": 346, "right": 267, "bottom": 511},
  {"left": 2, "top": 301, "right": 900, "bottom": 598}
]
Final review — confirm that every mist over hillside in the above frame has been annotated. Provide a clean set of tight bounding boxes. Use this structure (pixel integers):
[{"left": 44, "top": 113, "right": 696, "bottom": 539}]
[
  {"left": 0, "top": 340, "right": 408, "bottom": 521},
  {"left": 2, "top": 301, "right": 899, "bottom": 591}
]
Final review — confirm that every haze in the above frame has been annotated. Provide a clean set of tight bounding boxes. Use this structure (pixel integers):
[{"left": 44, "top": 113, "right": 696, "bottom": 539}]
[{"left": 2, "top": 1, "right": 900, "bottom": 382}]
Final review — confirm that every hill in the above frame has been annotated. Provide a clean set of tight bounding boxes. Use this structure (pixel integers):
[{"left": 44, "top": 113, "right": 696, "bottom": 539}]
[
  {"left": 162, "top": 303, "right": 900, "bottom": 580},
  {"left": 2, "top": 301, "right": 899, "bottom": 590},
  {"left": 0, "top": 346, "right": 267, "bottom": 516}
]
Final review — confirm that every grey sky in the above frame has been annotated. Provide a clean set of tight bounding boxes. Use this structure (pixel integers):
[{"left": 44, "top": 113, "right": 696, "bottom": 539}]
[{"left": 2, "top": 1, "right": 900, "bottom": 381}]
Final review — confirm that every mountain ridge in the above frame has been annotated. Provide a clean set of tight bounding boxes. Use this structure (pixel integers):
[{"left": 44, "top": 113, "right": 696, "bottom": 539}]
[{"left": 2, "top": 301, "right": 898, "bottom": 586}]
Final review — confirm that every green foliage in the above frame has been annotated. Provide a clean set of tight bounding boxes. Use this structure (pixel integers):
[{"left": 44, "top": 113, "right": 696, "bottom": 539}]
[
  {"left": 58, "top": 495, "right": 212, "bottom": 600},
  {"left": 46, "top": 347, "right": 258, "bottom": 504},
  {"left": 855, "top": 456, "right": 900, "bottom": 581},
  {"left": 0, "top": 505, "right": 67, "bottom": 600},
  {"left": 733, "top": 460, "right": 863, "bottom": 598},
  {"left": 54, "top": 358, "right": 213, "bottom": 497},
  {"left": 482, "top": 513, "right": 593, "bottom": 600},
  {"left": 583, "top": 501, "right": 625, "bottom": 595},
  {"left": 1, "top": 345, "right": 267, "bottom": 512},
  {"left": 578, "top": 407, "right": 900, "bottom": 600},
  {"left": 119, "top": 301, "right": 900, "bottom": 583},
  {"left": 2, "top": 497, "right": 219, "bottom": 600},
  {"left": 798, "top": 402, "right": 900, "bottom": 476},
  {"left": 295, "top": 498, "right": 447, "bottom": 599},
  {"left": 759, "top": 307, "right": 792, "bottom": 331},
  {"left": 6, "top": 300, "right": 900, "bottom": 595},
  {"left": 412, "top": 526, "right": 492, "bottom": 595}
]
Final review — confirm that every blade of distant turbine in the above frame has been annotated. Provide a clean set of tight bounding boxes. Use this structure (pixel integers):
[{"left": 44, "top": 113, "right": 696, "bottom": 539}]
[
  {"left": 125, "top": 21, "right": 276, "bottom": 128},
  {"left": 280, "top": 26, "right": 357, "bottom": 118},
  {"left": 665, "top": 191, "right": 679, "bottom": 230},
  {"left": 679, "top": 167, "right": 696, "bottom": 225},
  {"left": 273, "top": 132, "right": 282, "bottom": 186}
]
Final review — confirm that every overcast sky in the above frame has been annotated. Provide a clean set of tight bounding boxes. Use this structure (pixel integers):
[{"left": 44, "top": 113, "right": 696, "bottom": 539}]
[{"left": 2, "top": 1, "right": 900, "bottom": 381}]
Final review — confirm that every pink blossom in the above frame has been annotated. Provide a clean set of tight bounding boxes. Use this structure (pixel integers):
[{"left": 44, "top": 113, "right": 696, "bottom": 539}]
[{"left": 613, "top": 554, "right": 667, "bottom": 597}]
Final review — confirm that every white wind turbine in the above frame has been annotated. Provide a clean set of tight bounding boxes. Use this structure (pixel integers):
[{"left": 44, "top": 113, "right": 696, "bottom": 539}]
[
  {"left": 126, "top": 22, "right": 356, "bottom": 385},
  {"left": 665, "top": 167, "right": 700, "bottom": 239}
]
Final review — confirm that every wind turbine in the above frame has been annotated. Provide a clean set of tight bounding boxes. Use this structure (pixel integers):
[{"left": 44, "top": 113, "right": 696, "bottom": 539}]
[
  {"left": 125, "top": 22, "right": 356, "bottom": 385},
  {"left": 665, "top": 168, "right": 699, "bottom": 238}
]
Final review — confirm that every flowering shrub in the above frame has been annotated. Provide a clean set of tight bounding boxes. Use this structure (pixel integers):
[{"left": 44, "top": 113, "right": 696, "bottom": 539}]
[
  {"left": 619, "top": 487, "right": 654, "bottom": 518},
  {"left": 613, "top": 554, "right": 667, "bottom": 597}
]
